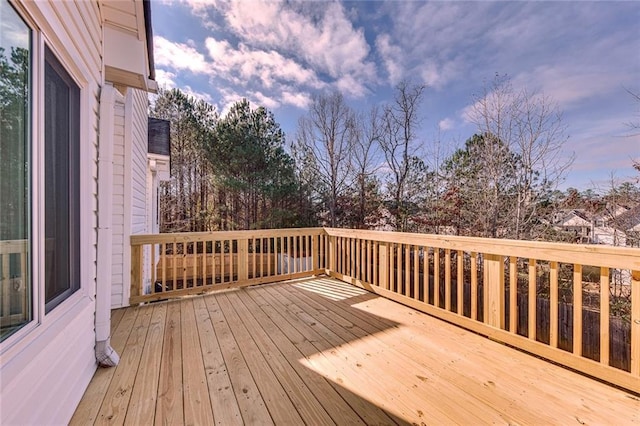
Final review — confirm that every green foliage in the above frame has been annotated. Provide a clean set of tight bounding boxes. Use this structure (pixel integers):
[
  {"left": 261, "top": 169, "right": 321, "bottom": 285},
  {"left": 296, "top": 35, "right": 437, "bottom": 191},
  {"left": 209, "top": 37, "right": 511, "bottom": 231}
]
[
  {"left": 151, "top": 88, "right": 217, "bottom": 231},
  {"left": 440, "top": 133, "right": 519, "bottom": 237},
  {"left": 207, "top": 99, "right": 301, "bottom": 229},
  {"left": 151, "top": 90, "right": 309, "bottom": 231},
  {"left": 0, "top": 47, "right": 30, "bottom": 240}
]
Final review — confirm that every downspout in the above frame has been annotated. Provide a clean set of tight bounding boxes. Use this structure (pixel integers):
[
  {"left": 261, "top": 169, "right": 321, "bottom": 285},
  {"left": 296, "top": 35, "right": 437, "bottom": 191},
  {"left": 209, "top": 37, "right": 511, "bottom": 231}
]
[{"left": 96, "top": 83, "right": 120, "bottom": 367}]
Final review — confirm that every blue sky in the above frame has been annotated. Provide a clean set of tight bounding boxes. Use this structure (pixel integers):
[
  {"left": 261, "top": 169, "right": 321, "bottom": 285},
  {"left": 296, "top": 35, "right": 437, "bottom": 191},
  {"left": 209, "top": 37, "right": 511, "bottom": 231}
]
[{"left": 151, "top": 0, "right": 640, "bottom": 191}]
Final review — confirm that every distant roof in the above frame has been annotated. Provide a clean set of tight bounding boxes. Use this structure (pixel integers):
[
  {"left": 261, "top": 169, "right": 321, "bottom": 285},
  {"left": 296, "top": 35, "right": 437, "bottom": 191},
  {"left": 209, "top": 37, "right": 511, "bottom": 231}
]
[{"left": 612, "top": 204, "right": 640, "bottom": 231}]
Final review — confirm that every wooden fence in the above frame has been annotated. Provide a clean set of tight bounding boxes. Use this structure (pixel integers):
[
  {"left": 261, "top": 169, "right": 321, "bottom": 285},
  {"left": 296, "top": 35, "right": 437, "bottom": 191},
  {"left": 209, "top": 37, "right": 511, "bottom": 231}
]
[{"left": 130, "top": 227, "right": 640, "bottom": 393}]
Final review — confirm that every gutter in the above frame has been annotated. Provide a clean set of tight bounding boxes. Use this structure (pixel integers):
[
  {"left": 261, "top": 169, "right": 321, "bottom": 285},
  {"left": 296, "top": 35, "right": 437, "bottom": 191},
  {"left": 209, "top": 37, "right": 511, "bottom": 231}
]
[
  {"left": 95, "top": 83, "right": 121, "bottom": 367},
  {"left": 142, "top": 0, "right": 155, "bottom": 81}
]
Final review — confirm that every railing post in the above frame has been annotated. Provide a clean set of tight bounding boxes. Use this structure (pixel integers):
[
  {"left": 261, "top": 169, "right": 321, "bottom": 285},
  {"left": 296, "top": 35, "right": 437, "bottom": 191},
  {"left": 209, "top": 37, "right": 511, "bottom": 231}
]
[
  {"left": 379, "top": 242, "right": 389, "bottom": 290},
  {"left": 329, "top": 235, "right": 336, "bottom": 274},
  {"left": 238, "top": 238, "right": 249, "bottom": 281},
  {"left": 130, "top": 244, "right": 142, "bottom": 305},
  {"left": 311, "top": 234, "right": 317, "bottom": 272},
  {"left": 631, "top": 270, "right": 639, "bottom": 376},
  {"left": 484, "top": 254, "right": 505, "bottom": 329}
]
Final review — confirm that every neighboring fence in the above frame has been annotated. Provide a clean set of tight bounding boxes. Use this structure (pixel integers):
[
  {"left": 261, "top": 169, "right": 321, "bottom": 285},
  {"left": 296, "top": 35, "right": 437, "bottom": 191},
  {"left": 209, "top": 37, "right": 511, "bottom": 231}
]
[
  {"left": 322, "top": 228, "right": 640, "bottom": 394},
  {"left": 129, "top": 228, "right": 325, "bottom": 304},
  {"left": 130, "top": 227, "right": 640, "bottom": 394}
]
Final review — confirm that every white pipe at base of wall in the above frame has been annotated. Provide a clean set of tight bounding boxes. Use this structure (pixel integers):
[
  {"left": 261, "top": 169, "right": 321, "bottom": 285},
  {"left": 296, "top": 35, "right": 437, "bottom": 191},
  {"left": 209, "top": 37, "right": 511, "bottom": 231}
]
[
  {"left": 95, "top": 83, "right": 119, "bottom": 366},
  {"left": 96, "top": 339, "right": 120, "bottom": 367}
]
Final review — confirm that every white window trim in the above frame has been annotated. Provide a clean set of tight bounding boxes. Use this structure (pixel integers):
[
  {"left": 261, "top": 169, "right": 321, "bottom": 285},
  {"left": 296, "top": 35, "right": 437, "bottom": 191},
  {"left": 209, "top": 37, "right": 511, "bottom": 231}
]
[{"left": 1, "top": 0, "right": 95, "bottom": 356}]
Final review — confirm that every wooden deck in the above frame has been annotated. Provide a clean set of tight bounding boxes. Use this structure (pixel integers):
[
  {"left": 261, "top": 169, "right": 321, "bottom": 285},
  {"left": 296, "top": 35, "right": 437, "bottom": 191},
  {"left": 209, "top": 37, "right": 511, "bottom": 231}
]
[{"left": 72, "top": 277, "right": 640, "bottom": 425}]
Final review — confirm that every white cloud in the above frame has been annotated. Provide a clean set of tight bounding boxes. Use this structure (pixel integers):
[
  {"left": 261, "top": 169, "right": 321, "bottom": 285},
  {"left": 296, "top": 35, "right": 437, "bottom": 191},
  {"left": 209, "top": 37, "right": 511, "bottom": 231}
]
[
  {"left": 183, "top": 85, "right": 213, "bottom": 103},
  {"left": 438, "top": 118, "right": 454, "bottom": 131},
  {"left": 216, "top": 87, "right": 243, "bottom": 117},
  {"left": 281, "top": 90, "right": 312, "bottom": 109},
  {"left": 512, "top": 66, "right": 620, "bottom": 108},
  {"left": 248, "top": 91, "right": 280, "bottom": 110},
  {"left": 204, "top": 37, "right": 323, "bottom": 89},
  {"left": 155, "top": 69, "right": 177, "bottom": 89},
  {"left": 375, "top": 33, "right": 404, "bottom": 85},
  {"left": 209, "top": 1, "right": 376, "bottom": 97},
  {"left": 154, "top": 36, "right": 208, "bottom": 73},
  {"left": 335, "top": 74, "right": 368, "bottom": 98}
]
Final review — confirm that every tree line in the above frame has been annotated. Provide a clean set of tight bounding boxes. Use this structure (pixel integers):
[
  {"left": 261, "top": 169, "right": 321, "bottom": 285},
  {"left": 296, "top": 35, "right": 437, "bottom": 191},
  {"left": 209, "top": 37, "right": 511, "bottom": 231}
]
[
  {"left": 152, "top": 76, "right": 639, "bottom": 241},
  {"left": 151, "top": 90, "right": 314, "bottom": 232}
]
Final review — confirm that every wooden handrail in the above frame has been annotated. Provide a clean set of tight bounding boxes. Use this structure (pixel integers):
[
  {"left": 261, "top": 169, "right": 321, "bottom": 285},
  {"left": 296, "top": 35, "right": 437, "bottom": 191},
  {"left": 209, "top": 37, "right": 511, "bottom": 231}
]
[{"left": 322, "top": 228, "right": 640, "bottom": 270}]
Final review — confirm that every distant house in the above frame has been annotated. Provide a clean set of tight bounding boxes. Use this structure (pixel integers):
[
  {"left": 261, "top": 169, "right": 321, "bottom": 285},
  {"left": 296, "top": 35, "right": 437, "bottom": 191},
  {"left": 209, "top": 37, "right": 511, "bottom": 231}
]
[
  {"left": 590, "top": 204, "right": 638, "bottom": 246},
  {"left": 553, "top": 209, "right": 592, "bottom": 243},
  {"left": 0, "top": 1, "right": 164, "bottom": 424},
  {"left": 611, "top": 204, "right": 640, "bottom": 247}
]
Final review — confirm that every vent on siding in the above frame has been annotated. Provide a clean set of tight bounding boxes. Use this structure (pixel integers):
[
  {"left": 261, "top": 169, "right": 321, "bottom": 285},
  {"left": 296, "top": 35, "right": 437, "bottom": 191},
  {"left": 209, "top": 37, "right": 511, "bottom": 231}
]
[{"left": 148, "top": 118, "right": 170, "bottom": 156}]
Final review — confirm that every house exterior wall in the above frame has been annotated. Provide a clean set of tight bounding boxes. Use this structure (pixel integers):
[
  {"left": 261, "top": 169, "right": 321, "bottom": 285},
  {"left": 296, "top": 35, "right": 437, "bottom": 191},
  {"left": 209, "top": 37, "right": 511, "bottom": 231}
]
[
  {"left": 111, "top": 87, "right": 150, "bottom": 307},
  {"left": 2, "top": 0, "right": 155, "bottom": 423},
  {"left": 111, "top": 95, "right": 127, "bottom": 308},
  {"left": 131, "top": 89, "right": 149, "bottom": 236},
  {"left": 0, "top": 1, "right": 101, "bottom": 424},
  {"left": 592, "top": 226, "right": 625, "bottom": 246}
]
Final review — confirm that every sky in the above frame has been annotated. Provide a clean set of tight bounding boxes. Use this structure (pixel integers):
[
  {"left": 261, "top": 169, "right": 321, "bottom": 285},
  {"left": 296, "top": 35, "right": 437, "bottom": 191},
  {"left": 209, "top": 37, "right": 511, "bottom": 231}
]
[{"left": 151, "top": 0, "right": 640, "bottom": 191}]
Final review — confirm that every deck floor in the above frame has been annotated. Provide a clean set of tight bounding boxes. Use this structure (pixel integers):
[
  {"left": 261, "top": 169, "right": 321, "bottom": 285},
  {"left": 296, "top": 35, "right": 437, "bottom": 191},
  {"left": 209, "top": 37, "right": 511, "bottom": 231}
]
[{"left": 72, "top": 277, "right": 640, "bottom": 425}]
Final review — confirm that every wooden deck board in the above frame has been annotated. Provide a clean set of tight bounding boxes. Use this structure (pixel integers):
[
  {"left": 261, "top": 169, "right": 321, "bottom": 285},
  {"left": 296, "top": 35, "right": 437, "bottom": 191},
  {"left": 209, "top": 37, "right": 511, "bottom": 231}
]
[
  {"left": 124, "top": 304, "right": 166, "bottom": 426},
  {"left": 192, "top": 297, "right": 243, "bottom": 426},
  {"left": 204, "top": 294, "right": 273, "bottom": 425},
  {"left": 215, "top": 293, "right": 305, "bottom": 424},
  {"left": 154, "top": 301, "right": 183, "bottom": 426},
  {"left": 237, "top": 288, "right": 367, "bottom": 426},
  {"left": 268, "top": 282, "right": 504, "bottom": 424},
  {"left": 75, "top": 277, "right": 640, "bottom": 425},
  {"left": 180, "top": 299, "right": 215, "bottom": 425},
  {"left": 96, "top": 305, "right": 153, "bottom": 424},
  {"left": 290, "top": 279, "right": 554, "bottom": 424},
  {"left": 70, "top": 307, "right": 138, "bottom": 425},
  {"left": 224, "top": 291, "right": 336, "bottom": 425},
  {"left": 246, "top": 286, "right": 396, "bottom": 425}
]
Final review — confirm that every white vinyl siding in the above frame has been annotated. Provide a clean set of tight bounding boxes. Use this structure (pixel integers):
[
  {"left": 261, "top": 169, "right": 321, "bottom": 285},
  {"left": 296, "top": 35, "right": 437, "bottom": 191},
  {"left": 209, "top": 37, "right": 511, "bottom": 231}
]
[
  {"left": 111, "top": 98, "right": 126, "bottom": 308},
  {"left": 130, "top": 89, "right": 152, "bottom": 295},
  {"left": 0, "top": 300, "right": 96, "bottom": 424},
  {"left": 131, "top": 88, "right": 149, "bottom": 236},
  {"left": 111, "top": 87, "right": 150, "bottom": 307},
  {"left": 0, "top": 0, "right": 101, "bottom": 423}
]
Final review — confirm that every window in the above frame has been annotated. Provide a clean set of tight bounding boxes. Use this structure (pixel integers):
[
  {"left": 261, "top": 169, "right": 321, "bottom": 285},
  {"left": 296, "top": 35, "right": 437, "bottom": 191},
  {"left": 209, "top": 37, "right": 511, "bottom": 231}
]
[
  {"left": 0, "top": 0, "right": 32, "bottom": 342},
  {"left": 44, "top": 46, "right": 80, "bottom": 313},
  {"left": 1, "top": 0, "right": 81, "bottom": 341}
]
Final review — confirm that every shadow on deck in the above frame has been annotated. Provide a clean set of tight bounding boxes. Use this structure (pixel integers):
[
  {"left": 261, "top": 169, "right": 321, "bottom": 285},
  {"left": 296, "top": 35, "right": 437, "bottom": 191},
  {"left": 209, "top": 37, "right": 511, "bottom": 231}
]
[{"left": 72, "top": 277, "right": 639, "bottom": 425}]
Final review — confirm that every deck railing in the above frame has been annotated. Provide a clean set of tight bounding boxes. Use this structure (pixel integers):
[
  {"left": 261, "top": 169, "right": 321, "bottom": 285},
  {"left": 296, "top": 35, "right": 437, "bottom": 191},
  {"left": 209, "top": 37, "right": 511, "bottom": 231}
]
[
  {"left": 0, "top": 239, "right": 29, "bottom": 329},
  {"left": 129, "top": 228, "right": 325, "bottom": 304},
  {"left": 130, "top": 227, "right": 640, "bottom": 393}
]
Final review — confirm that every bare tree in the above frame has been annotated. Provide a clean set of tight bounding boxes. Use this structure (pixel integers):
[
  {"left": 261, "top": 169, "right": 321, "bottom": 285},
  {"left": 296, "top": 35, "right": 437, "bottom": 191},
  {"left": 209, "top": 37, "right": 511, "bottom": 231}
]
[
  {"left": 350, "top": 106, "right": 383, "bottom": 228},
  {"left": 294, "top": 92, "right": 357, "bottom": 227},
  {"left": 624, "top": 88, "right": 640, "bottom": 181},
  {"left": 624, "top": 88, "right": 640, "bottom": 135},
  {"left": 379, "top": 81, "right": 427, "bottom": 231},
  {"left": 423, "top": 125, "right": 454, "bottom": 234},
  {"left": 466, "top": 75, "right": 573, "bottom": 239}
]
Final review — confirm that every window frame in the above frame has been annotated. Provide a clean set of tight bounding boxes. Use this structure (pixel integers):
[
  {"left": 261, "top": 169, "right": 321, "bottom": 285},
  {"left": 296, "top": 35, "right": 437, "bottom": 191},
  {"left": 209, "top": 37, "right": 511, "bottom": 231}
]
[
  {"left": 1, "top": 0, "right": 92, "bottom": 354},
  {"left": 43, "top": 44, "right": 81, "bottom": 314}
]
